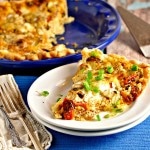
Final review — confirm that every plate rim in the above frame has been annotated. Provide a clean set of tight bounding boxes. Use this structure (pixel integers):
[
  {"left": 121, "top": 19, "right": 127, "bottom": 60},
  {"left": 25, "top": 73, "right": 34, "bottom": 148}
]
[{"left": 31, "top": 108, "right": 150, "bottom": 137}]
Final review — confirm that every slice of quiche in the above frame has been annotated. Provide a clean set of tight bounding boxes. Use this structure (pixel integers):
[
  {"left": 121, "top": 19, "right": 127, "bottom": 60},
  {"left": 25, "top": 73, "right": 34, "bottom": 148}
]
[{"left": 51, "top": 48, "right": 150, "bottom": 121}]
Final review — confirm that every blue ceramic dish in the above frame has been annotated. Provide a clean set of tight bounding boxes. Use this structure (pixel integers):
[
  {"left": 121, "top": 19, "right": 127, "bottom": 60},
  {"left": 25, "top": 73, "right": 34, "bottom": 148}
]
[{"left": 0, "top": 0, "right": 121, "bottom": 68}]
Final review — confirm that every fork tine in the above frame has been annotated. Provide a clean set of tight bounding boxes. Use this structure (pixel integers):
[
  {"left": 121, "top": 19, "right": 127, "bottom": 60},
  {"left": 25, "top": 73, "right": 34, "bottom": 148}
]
[
  {"left": 1, "top": 75, "right": 24, "bottom": 112},
  {"left": 0, "top": 84, "right": 16, "bottom": 114},
  {"left": 4, "top": 82, "right": 20, "bottom": 111},
  {"left": 0, "top": 76, "right": 24, "bottom": 117},
  {"left": 8, "top": 75, "right": 25, "bottom": 110}
]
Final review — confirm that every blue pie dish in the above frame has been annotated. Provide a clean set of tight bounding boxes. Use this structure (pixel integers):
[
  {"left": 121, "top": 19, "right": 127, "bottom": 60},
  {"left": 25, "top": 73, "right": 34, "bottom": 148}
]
[{"left": 0, "top": 0, "right": 121, "bottom": 70}]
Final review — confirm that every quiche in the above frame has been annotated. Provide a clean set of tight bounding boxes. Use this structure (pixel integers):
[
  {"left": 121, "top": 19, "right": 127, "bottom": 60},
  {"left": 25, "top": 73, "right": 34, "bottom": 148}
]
[
  {"left": 0, "top": 0, "right": 75, "bottom": 61},
  {"left": 51, "top": 48, "right": 150, "bottom": 121}
]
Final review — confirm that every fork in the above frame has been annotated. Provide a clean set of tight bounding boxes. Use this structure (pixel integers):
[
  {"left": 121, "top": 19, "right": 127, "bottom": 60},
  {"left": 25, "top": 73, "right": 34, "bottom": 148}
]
[{"left": 0, "top": 74, "right": 44, "bottom": 150}]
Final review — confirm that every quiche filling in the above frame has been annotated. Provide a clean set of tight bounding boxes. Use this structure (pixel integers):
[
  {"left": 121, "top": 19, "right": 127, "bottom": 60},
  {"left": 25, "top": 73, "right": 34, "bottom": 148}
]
[
  {"left": 0, "top": 0, "right": 75, "bottom": 60},
  {"left": 51, "top": 48, "right": 150, "bottom": 121}
]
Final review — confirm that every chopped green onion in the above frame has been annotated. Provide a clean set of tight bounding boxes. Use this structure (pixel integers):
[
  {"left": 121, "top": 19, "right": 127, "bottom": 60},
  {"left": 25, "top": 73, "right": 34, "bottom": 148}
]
[
  {"left": 104, "top": 114, "right": 110, "bottom": 118},
  {"left": 95, "top": 74, "right": 104, "bottom": 81},
  {"left": 92, "top": 86, "right": 99, "bottom": 93},
  {"left": 83, "top": 81, "right": 91, "bottom": 91},
  {"left": 56, "top": 97, "right": 61, "bottom": 102},
  {"left": 113, "top": 108, "right": 123, "bottom": 113},
  {"left": 98, "top": 69, "right": 105, "bottom": 75},
  {"left": 86, "top": 78, "right": 91, "bottom": 85},
  {"left": 95, "top": 76, "right": 101, "bottom": 81},
  {"left": 95, "top": 69, "right": 105, "bottom": 81},
  {"left": 87, "top": 70, "right": 93, "bottom": 80},
  {"left": 38, "top": 91, "right": 49, "bottom": 97},
  {"left": 96, "top": 114, "right": 101, "bottom": 121},
  {"left": 90, "top": 51, "right": 100, "bottom": 58},
  {"left": 56, "top": 94, "right": 63, "bottom": 102},
  {"left": 107, "top": 66, "right": 114, "bottom": 74},
  {"left": 131, "top": 64, "right": 138, "bottom": 71}
]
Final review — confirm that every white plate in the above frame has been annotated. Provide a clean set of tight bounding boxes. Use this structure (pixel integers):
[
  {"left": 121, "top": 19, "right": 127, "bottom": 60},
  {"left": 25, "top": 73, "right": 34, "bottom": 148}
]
[
  {"left": 27, "top": 63, "right": 150, "bottom": 131},
  {"left": 31, "top": 109, "right": 150, "bottom": 137}
]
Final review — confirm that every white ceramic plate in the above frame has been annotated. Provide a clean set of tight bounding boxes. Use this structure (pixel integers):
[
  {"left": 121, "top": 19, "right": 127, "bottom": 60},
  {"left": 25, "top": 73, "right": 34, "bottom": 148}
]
[
  {"left": 31, "top": 109, "right": 150, "bottom": 137},
  {"left": 27, "top": 63, "right": 150, "bottom": 131}
]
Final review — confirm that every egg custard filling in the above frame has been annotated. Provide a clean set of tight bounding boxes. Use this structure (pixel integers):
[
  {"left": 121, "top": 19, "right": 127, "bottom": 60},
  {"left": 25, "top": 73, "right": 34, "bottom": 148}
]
[{"left": 51, "top": 48, "right": 150, "bottom": 121}]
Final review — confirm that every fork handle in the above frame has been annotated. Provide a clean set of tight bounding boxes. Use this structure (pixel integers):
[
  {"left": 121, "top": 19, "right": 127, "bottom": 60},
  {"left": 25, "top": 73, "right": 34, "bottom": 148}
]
[
  {"left": 0, "top": 107, "right": 25, "bottom": 147},
  {"left": 18, "top": 116, "right": 44, "bottom": 150}
]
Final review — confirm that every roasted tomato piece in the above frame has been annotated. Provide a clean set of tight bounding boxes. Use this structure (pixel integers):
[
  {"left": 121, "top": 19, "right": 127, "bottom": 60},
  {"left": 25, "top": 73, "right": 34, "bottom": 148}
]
[
  {"left": 63, "top": 110, "right": 74, "bottom": 120},
  {"left": 121, "top": 85, "right": 140, "bottom": 105},
  {"left": 124, "top": 73, "right": 139, "bottom": 85},
  {"left": 63, "top": 99, "right": 75, "bottom": 120},
  {"left": 74, "top": 102, "right": 88, "bottom": 110}
]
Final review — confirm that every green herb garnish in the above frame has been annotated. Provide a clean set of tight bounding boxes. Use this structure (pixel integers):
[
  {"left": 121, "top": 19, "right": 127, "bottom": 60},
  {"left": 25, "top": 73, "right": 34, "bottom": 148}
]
[
  {"left": 38, "top": 91, "right": 49, "bottom": 97},
  {"left": 83, "top": 70, "right": 93, "bottom": 91},
  {"left": 96, "top": 114, "right": 101, "bottom": 121},
  {"left": 95, "top": 69, "right": 105, "bottom": 81},
  {"left": 107, "top": 66, "right": 114, "bottom": 74},
  {"left": 131, "top": 64, "right": 138, "bottom": 71},
  {"left": 83, "top": 80, "right": 91, "bottom": 91},
  {"left": 104, "top": 114, "right": 110, "bottom": 118},
  {"left": 90, "top": 51, "right": 100, "bottom": 58},
  {"left": 56, "top": 94, "right": 63, "bottom": 102},
  {"left": 113, "top": 108, "right": 123, "bottom": 113},
  {"left": 98, "top": 69, "right": 105, "bottom": 74},
  {"left": 56, "top": 97, "right": 61, "bottom": 102},
  {"left": 92, "top": 86, "right": 99, "bottom": 93},
  {"left": 87, "top": 70, "right": 93, "bottom": 80},
  {"left": 95, "top": 75, "right": 102, "bottom": 81}
]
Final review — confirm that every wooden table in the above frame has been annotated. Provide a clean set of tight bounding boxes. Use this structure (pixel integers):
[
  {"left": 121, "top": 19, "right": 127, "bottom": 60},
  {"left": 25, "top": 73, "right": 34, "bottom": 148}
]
[{"left": 107, "top": 0, "right": 150, "bottom": 63}]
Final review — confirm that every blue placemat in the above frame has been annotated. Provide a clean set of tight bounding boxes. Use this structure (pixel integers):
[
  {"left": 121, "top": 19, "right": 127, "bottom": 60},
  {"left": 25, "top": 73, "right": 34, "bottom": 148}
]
[{"left": 14, "top": 75, "right": 150, "bottom": 150}]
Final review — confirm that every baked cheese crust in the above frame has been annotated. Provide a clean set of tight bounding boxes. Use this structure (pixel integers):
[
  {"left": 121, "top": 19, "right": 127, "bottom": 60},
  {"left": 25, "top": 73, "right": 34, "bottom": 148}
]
[
  {"left": 51, "top": 48, "right": 150, "bottom": 121},
  {"left": 0, "top": 0, "right": 75, "bottom": 61}
]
